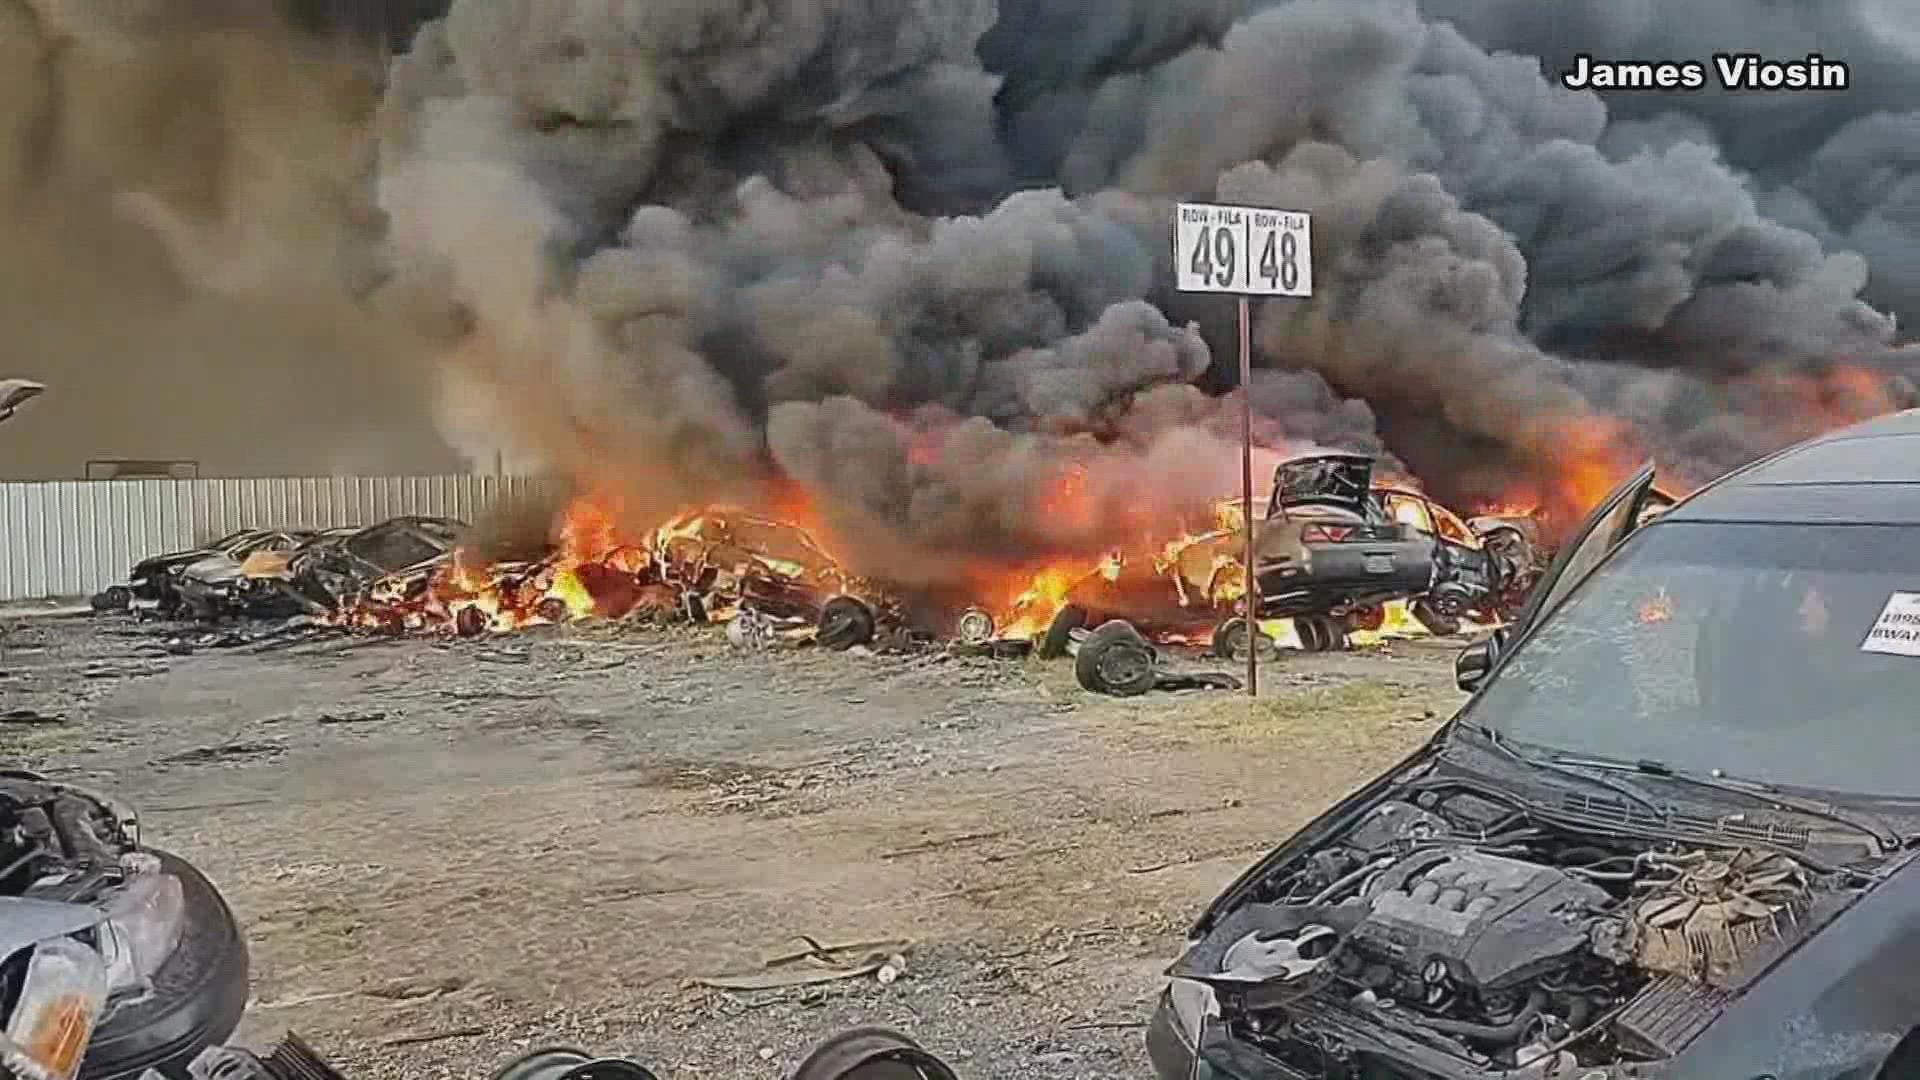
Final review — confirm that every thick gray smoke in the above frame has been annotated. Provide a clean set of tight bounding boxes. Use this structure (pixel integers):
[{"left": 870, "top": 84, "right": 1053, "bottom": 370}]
[
  {"left": 370, "top": 0, "right": 1917, "bottom": 570},
  {"left": 1413, "top": 0, "right": 1920, "bottom": 336}
]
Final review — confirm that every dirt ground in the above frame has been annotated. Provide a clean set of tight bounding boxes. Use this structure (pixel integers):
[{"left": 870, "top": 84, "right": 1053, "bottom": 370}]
[{"left": 1, "top": 612, "right": 1465, "bottom": 1079}]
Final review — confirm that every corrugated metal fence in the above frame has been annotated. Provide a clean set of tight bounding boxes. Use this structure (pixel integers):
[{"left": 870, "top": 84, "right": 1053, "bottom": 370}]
[{"left": 0, "top": 475, "right": 548, "bottom": 601}]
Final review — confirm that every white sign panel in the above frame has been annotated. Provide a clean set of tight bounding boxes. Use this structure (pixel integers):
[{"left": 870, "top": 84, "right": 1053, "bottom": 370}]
[
  {"left": 1861, "top": 591, "right": 1920, "bottom": 656},
  {"left": 1173, "top": 202, "right": 1312, "bottom": 296}
]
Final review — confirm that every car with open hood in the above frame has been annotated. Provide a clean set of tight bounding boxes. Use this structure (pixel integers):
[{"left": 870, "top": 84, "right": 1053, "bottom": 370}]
[{"left": 1147, "top": 409, "right": 1920, "bottom": 1079}]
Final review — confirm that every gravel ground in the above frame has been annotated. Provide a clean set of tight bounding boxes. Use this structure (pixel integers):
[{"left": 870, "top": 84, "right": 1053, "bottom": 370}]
[{"left": 0, "top": 611, "right": 1466, "bottom": 1079}]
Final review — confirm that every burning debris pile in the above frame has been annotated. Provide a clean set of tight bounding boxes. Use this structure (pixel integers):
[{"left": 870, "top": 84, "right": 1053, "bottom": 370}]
[{"left": 94, "top": 452, "right": 1554, "bottom": 679}]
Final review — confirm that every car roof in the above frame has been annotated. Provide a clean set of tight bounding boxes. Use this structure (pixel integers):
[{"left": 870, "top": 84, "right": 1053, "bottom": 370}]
[{"left": 1663, "top": 407, "right": 1920, "bottom": 526}]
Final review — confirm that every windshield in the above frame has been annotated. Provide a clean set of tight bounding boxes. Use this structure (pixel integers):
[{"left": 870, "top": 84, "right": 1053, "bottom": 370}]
[
  {"left": 1460, "top": 520, "right": 1920, "bottom": 799},
  {"left": 347, "top": 526, "right": 444, "bottom": 571}
]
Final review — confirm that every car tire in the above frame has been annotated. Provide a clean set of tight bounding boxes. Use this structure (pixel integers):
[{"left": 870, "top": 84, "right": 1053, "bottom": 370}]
[
  {"left": 1294, "top": 615, "right": 1330, "bottom": 652},
  {"left": 1209, "top": 617, "right": 1274, "bottom": 661},
  {"left": 81, "top": 850, "right": 250, "bottom": 1080},
  {"left": 90, "top": 587, "right": 132, "bottom": 613},
  {"left": 1411, "top": 598, "right": 1461, "bottom": 637},
  {"left": 816, "top": 596, "right": 876, "bottom": 651},
  {"left": 955, "top": 608, "right": 996, "bottom": 645},
  {"left": 1036, "top": 604, "right": 1089, "bottom": 660},
  {"left": 787, "top": 1027, "right": 959, "bottom": 1080},
  {"left": 1075, "top": 620, "right": 1158, "bottom": 697}
]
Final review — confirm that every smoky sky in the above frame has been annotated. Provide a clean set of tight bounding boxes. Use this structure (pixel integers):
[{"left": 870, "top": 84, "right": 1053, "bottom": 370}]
[{"left": 348, "top": 0, "right": 1920, "bottom": 566}]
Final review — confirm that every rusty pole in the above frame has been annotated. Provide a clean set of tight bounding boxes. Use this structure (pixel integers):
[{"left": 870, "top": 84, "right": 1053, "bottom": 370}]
[{"left": 1239, "top": 295, "right": 1258, "bottom": 697}]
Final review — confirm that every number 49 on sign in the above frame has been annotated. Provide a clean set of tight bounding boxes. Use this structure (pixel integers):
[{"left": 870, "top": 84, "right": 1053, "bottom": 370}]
[{"left": 1173, "top": 202, "right": 1311, "bottom": 297}]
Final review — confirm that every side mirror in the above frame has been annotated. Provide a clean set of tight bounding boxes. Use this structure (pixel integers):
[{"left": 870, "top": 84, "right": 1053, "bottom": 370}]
[{"left": 1455, "top": 633, "right": 1504, "bottom": 693}]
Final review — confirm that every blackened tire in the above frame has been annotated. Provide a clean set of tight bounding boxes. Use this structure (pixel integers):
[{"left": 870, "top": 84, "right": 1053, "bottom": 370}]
[
  {"left": 1075, "top": 620, "right": 1158, "bottom": 697},
  {"left": 1293, "top": 615, "right": 1329, "bottom": 652},
  {"left": 1411, "top": 598, "right": 1461, "bottom": 637},
  {"left": 1311, "top": 614, "right": 1348, "bottom": 652},
  {"left": 90, "top": 587, "right": 132, "bottom": 613},
  {"left": 816, "top": 596, "right": 876, "bottom": 651},
  {"left": 788, "top": 1027, "right": 959, "bottom": 1080},
  {"left": 1036, "top": 604, "right": 1089, "bottom": 660},
  {"left": 1210, "top": 616, "right": 1274, "bottom": 661},
  {"left": 81, "top": 850, "right": 250, "bottom": 1080}
]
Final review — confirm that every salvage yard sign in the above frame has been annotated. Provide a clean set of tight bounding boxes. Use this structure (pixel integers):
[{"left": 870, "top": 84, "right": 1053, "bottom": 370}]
[
  {"left": 1174, "top": 203, "right": 1315, "bottom": 696},
  {"left": 1173, "top": 203, "right": 1312, "bottom": 296}
]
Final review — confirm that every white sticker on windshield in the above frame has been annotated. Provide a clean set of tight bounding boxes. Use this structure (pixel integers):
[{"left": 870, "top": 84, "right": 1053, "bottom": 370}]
[{"left": 1861, "top": 592, "right": 1920, "bottom": 656}]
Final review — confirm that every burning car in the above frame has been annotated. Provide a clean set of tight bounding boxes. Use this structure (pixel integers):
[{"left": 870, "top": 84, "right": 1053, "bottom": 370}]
[
  {"left": 1037, "top": 454, "right": 1539, "bottom": 662},
  {"left": 1, "top": 770, "right": 248, "bottom": 1079},
  {"left": 89, "top": 530, "right": 322, "bottom": 616},
  {"left": 262, "top": 516, "right": 466, "bottom": 614},
  {"left": 1147, "top": 410, "right": 1920, "bottom": 1078},
  {"left": 652, "top": 509, "right": 906, "bottom": 650}
]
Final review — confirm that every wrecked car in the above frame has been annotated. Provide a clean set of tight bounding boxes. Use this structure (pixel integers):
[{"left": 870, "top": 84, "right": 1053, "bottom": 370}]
[
  {"left": 89, "top": 530, "right": 320, "bottom": 616},
  {"left": 1044, "top": 454, "right": 1539, "bottom": 662},
  {"left": 2, "top": 769, "right": 248, "bottom": 1079},
  {"left": 1260, "top": 454, "right": 1540, "bottom": 641},
  {"left": 262, "top": 516, "right": 466, "bottom": 613},
  {"left": 1148, "top": 411, "right": 1920, "bottom": 1079},
  {"left": 652, "top": 510, "right": 908, "bottom": 651}
]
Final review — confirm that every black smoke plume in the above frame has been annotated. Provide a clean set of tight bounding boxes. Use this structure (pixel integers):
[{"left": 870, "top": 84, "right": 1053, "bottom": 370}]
[{"left": 46, "top": 0, "right": 1914, "bottom": 565}]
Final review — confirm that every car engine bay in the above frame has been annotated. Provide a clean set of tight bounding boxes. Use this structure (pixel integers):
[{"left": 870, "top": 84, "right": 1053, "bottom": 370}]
[{"left": 1179, "top": 782, "right": 1879, "bottom": 1076}]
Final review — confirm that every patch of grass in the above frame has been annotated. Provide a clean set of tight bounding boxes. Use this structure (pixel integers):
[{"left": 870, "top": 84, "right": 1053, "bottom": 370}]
[{"left": 1099, "top": 677, "right": 1439, "bottom": 753}]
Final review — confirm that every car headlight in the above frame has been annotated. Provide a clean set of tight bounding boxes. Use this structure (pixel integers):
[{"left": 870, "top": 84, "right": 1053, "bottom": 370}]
[
  {"left": 95, "top": 855, "right": 185, "bottom": 996},
  {"left": 1, "top": 937, "right": 109, "bottom": 1080},
  {"left": 1166, "top": 977, "right": 1219, "bottom": 1043}
]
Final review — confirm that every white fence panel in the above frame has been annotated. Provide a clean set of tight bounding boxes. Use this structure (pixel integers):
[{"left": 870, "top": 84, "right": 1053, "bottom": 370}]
[{"left": 0, "top": 475, "right": 548, "bottom": 600}]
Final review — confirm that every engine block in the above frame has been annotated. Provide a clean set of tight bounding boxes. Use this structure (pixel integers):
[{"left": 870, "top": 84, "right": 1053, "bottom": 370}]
[{"left": 1351, "top": 849, "right": 1612, "bottom": 989}]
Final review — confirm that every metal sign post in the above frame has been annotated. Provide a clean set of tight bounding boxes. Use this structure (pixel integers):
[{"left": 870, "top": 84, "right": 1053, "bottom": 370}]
[{"left": 1173, "top": 202, "right": 1313, "bottom": 696}]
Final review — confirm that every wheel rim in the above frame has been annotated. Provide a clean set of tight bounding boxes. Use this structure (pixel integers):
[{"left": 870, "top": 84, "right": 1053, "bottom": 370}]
[
  {"left": 1218, "top": 619, "right": 1246, "bottom": 656},
  {"left": 957, "top": 609, "right": 994, "bottom": 643}
]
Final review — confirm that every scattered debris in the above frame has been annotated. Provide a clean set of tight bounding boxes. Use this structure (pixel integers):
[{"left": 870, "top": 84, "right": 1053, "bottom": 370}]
[
  {"left": 1065, "top": 619, "right": 1241, "bottom": 696},
  {"left": 316, "top": 709, "right": 389, "bottom": 725},
  {"left": 1, "top": 708, "right": 63, "bottom": 725},
  {"left": 378, "top": 1026, "right": 488, "bottom": 1048},
  {"left": 160, "top": 741, "right": 285, "bottom": 765},
  {"left": 694, "top": 937, "right": 915, "bottom": 992}
]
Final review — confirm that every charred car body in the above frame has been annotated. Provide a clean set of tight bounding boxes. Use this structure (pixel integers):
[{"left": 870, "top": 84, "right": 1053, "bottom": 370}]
[
  {"left": 1045, "top": 454, "right": 1541, "bottom": 661},
  {"left": 653, "top": 510, "right": 911, "bottom": 650},
  {"left": 88, "top": 530, "right": 322, "bottom": 616},
  {"left": 1149, "top": 412, "right": 1920, "bottom": 1079},
  {"left": 1255, "top": 454, "right": 1538, "bottom": 639},
  {"left": 1, "top": 771, "right": 248, "bottom": 1079}
]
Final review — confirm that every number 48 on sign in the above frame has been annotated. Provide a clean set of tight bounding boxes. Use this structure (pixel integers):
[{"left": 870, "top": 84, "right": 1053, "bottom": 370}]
[{"left": 1173, "top": 202, "right": 1311, "bottom": 296}]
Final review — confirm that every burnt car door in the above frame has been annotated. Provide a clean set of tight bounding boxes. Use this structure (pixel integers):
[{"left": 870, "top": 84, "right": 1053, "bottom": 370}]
[{"left": 1455, "top": 461, "right": 1658, "bottom": 692}]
